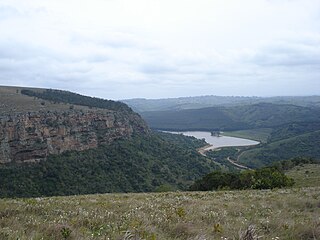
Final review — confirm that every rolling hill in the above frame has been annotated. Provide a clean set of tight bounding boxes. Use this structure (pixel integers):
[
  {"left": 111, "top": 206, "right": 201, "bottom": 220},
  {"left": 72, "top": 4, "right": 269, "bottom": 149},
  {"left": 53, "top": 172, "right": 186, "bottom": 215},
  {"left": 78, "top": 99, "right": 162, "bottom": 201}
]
[
  {"left": 123, "top": 95, "right": 320, "bottom": 112},
  {"left": 141, "top": 103, "right": 320, "bottom": 131},
  {"left": 140, "top": 100, "right": 320, "bottom": 169}
]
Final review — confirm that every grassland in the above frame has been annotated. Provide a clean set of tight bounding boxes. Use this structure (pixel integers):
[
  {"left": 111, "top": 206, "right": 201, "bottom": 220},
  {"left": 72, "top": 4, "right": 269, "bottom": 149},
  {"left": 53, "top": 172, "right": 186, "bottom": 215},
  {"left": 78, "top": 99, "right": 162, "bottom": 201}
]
[
  {"left": 286, "top": 164, "right": 320, "bottom": 188},
  {"left": 222, "top": 128, "right": 272, "bottom": 143},
  {"left": 0, "top": 86, "right": 88, "bottom": 115},
  {"left": 0, "top": 186, "right": 319, "bottom": 239}
]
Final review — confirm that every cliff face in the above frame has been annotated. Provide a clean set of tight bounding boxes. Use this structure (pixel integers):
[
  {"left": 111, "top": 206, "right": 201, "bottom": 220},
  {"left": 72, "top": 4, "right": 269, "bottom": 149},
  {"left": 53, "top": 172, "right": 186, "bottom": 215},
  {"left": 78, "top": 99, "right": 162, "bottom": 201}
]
[{"left": 0, "top": 109, "right": 149, "bottom": 163}]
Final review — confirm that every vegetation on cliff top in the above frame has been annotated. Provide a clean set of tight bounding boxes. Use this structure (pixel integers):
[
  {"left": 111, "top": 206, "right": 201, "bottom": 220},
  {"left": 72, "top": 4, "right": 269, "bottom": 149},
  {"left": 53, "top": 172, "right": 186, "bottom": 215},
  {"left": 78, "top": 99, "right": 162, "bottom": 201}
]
[{"left": 21, "top": 88, "right": 132, "bottom": 112}]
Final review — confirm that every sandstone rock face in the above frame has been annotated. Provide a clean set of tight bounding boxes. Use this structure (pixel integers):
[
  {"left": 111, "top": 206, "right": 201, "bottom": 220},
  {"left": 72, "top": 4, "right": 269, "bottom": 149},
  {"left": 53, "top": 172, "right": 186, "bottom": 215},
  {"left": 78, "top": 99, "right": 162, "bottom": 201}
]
[{"left": 0, "top": 110, "right": 149, "bottom": 163}]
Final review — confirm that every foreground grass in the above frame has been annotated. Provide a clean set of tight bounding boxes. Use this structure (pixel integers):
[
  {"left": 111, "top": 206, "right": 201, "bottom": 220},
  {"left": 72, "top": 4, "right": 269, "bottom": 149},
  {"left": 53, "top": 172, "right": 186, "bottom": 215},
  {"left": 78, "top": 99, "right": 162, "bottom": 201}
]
[{"left": 0, "top": 188, "right": 319, "bottom": 239}]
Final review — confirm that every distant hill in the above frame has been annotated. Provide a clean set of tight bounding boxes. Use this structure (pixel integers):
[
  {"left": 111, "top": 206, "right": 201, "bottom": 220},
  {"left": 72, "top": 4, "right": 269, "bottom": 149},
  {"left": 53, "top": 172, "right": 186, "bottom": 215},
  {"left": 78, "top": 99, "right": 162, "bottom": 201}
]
[
  {"left": 122, "top": 95, "right": 320, "bottom": 112},
  {"left": 238, "top": 130, "right": 320, "bottom": 168},
  {"left": 140, "top": 101, "right": 320, "bottom": 168},
  {"left": 141, "top": 103, "right": 320, "bottom": 131}
]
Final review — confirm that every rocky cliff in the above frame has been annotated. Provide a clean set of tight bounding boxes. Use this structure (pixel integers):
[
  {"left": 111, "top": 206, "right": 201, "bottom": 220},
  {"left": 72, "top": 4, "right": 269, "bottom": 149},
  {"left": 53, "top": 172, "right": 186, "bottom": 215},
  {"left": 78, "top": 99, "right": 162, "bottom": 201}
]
[{"left": 0, "top": 109, "right": 149, "bottom": 163}]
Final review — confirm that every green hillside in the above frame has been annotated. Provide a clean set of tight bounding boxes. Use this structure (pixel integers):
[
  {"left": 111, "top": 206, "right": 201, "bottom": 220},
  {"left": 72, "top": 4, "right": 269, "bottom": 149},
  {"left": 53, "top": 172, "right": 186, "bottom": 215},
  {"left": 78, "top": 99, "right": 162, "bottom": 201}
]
[
  {"left": 141, "top": 103, "right": 320, "bottom": 131},
  {"left": 238, "top": 131, "right": 320, "bottom": 168},
  {"left": 141, "top": 107, "right": 249, "bottom": 131},
  {"left": 0, "top": 132, "right": 218, "bottom": 198},
  {"left": 0, "top": 86, "right": 221, "bottom": 198},
  {"left": 269, "top": 122, "right": 320, "bottom": 142},
  {"left": 141, "top": 102, "right": 320, "bottom": 168},
  {"left": 1, "top": 86, "right": 320, "bottom": 198},
  {"left": 123, "top": 95, "right": 320, "bottom": 112}
]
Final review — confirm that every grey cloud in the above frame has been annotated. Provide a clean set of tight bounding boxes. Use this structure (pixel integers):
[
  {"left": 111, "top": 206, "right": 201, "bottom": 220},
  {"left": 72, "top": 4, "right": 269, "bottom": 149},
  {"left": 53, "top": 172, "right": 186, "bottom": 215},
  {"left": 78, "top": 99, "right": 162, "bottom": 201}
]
[
  {"left": 0, "top": 1, "right": 319, "bottom": 100},
  {"left": 87, "top": 54, "right": 110, "bottom": 63},
  {"left": 0, "top": 5, "right": 21, "bottom": 20},
  {"left": 251, "top": 41, "right": 320, "bottom": 67},
  {"left": 139, "top": 63, "right": 176, "bottom": 74},
  {"left": 70, "top": 31, "right": 157, "bottom": 51},
  {"left": 0, "top": 40, "right": 42, "bottom": 60}
]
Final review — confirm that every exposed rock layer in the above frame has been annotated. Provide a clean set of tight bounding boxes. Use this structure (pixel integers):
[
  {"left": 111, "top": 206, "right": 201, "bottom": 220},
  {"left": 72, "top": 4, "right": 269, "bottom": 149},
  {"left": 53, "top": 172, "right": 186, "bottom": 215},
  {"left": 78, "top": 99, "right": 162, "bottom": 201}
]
[{"left": 0, "top": 109, "right": 149, "bottom": 163}]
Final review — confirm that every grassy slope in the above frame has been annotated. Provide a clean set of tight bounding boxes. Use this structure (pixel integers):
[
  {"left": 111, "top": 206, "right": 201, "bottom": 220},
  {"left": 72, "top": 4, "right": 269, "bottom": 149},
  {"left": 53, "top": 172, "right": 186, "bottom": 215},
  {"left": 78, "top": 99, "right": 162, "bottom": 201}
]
[
  {"left": 0, "top": 86, "right": 89, "bottom": 114},
  {"left": 286, "top": 164, "right": 320, "bottom": 188},
  {"left": 238, "top": 130, "right": 320, "bottom": 168},
  {"left": 222, "top": 128, "right": 273, "bottom": 143},
  {"left": 0, "top": 187, "right": 319, "bottom": 239}
]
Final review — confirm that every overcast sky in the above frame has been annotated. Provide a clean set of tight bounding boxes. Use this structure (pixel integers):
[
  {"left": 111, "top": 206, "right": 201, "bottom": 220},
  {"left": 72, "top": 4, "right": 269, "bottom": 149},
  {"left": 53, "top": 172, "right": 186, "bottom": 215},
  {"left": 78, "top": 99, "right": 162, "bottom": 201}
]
[{"left": 0, "top": 0, "right": 319, "bottom": 99}]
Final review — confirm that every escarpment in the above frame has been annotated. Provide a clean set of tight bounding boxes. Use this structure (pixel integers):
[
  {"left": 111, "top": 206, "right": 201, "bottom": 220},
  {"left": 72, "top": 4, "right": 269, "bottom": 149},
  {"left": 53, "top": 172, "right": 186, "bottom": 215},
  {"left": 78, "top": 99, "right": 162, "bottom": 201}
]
[{"left": 0, "top": 109, "right": 149, "bottom": 163}]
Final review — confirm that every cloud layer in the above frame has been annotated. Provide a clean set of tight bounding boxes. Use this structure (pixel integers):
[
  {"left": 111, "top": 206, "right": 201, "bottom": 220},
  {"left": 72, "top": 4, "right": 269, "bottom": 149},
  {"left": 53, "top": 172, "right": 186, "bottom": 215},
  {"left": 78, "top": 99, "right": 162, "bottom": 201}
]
[{"left": 0, "top": 0, "right": 319, "bottom": 99}]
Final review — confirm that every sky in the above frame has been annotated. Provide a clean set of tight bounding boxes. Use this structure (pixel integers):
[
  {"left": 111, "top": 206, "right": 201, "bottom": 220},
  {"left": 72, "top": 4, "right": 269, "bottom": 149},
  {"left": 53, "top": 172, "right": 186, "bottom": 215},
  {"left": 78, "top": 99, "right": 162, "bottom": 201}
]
[{"left": 0, "top": 0, "right": 319, "bottom": 100}]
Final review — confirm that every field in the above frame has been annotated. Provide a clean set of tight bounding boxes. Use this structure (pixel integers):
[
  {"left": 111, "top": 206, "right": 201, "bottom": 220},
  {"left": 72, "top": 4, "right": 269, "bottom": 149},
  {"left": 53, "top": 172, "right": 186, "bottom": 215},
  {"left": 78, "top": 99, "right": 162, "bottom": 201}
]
[
  {"left": 222, "top": 128, "right": 272, "bottom": 143},
  {"left": 0, "top": 86, "right": 88, "bottom": 115},
  {"left": 0, "top": 186, "right": 319, "bottom": 239},
  {"left": 286, "top": 164, "right": 320, "bottom": 188}
]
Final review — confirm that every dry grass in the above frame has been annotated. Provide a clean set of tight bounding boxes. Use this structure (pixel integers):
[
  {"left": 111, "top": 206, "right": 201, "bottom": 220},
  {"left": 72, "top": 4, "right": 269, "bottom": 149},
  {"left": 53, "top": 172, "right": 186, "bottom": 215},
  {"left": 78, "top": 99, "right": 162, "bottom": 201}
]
[
  {"left": 286, "top": 164, "right": 320, "bottom": 188},
  {"left": 0, "top": 86, "right": 88, "bottom": 115},
  {"left": 0, "top": 187, "right": 319, "bottom": 239}
]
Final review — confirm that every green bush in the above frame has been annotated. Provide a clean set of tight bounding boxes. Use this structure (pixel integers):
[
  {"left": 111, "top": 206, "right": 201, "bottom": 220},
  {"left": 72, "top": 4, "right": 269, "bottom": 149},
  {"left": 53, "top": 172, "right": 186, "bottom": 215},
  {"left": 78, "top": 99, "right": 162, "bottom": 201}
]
[{"left": 190, "top": 167, "right": 294, "bottom": 191}]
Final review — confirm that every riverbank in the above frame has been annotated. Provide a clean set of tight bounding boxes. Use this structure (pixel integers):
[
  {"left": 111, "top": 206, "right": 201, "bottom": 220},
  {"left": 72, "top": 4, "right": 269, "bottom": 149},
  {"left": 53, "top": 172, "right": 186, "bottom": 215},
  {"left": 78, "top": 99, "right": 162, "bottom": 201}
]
[{"left": 197, "top": 144, "right": 213, "bottom": 156}]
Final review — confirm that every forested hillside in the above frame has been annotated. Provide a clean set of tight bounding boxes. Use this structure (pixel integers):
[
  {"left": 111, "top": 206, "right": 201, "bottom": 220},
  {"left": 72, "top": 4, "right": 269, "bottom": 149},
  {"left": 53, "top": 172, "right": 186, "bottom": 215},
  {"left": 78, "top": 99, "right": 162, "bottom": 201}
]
[
  {"left": 0, "top": 86, "right": 221, "bottom": 198},
  {"left": 0, "top": 132, "right": 218, "bottom": 198},
  {"left": 238, "top": 130, "right": 320, "bottom": 168},
  {"left": 141, "top": 103, "right": 320, "bottom": 131},
  {"left": 140, "top": 100, "right": 320, "bottom": 169},
  {"left": 2, "top": 86, "right": 320, "bottom": 197}
]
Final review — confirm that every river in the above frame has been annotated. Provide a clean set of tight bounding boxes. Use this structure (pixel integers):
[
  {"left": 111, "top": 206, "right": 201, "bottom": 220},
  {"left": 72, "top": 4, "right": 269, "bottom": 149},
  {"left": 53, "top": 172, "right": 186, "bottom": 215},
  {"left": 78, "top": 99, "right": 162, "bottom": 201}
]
[{"left": 167, "top": 131, "right": 260, "bottom": 150}]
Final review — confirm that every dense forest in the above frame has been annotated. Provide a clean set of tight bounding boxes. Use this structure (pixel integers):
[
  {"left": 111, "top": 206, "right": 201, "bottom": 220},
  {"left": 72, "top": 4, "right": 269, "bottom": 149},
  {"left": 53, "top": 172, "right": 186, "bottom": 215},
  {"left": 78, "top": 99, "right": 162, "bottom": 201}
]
[{"left": 0, "top": 132, "right": 219, "bottom": 198}]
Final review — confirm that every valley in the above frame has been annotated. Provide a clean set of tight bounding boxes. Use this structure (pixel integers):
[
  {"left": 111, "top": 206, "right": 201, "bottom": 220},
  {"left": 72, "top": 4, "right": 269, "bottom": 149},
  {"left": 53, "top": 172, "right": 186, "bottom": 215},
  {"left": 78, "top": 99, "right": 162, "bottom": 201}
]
[
  {"left": 166, "top": 131, "right": 260, "bottom": 150},
  {"left": 132, "top": 97, "right": 320, "bottom": 170},
  {"left": 1, "top": 86, "right": 320, "bottom": 239},
  {"left": 2, "top": 2, "right": 320, "bottom": 239}
]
